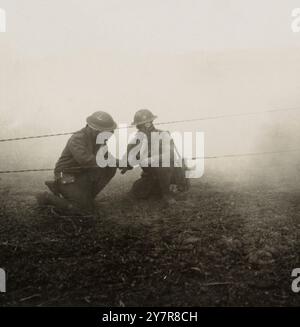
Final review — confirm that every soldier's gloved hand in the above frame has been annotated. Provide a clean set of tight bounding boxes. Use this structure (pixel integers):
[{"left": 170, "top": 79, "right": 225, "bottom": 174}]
[{"left": 120, "top": 166, "right": 133, "bottom": 175}]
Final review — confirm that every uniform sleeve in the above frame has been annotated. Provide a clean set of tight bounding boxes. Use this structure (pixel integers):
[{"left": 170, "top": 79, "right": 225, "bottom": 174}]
[
  {"left": 151, "top": 131, "right": 173, "bottom": 161},
  {"left": 120, "top": 133, "right": 142, "bottom": 166},
  {"left": 68, "top": 135, "right": 97, "bottom": 168}
]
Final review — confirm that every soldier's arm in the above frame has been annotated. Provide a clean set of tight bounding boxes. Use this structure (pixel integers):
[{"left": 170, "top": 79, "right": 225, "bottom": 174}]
[
  {"left": 143, "top": 131, "right": 173, "bottom": 167},
  {"left": 68, "top": 135, "right": 97, "bottom": 168},
  {"left": 119, "top": 133, "right": 142, "bottom": 173}
]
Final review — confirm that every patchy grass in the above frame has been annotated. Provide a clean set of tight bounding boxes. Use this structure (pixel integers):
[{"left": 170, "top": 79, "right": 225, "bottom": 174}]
[{"left": 0, "top": 173, "right": 300, "bottom": 306}]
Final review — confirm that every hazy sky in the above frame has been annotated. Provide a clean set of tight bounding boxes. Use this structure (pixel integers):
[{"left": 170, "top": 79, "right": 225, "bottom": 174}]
[
  {"left": 1, "top": 1, "right": 300, "bottom": 170},
  {"left": 1, "top": 0, "right": 300, "bottom": 53}
]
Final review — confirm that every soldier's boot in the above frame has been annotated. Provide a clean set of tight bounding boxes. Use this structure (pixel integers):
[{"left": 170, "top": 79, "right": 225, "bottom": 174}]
[
  {"left": 45, "top": 180, "right": 60, "bottom": 196},
  {"left": 36, "top": 191, "right": 84, "bottom": 216},
  {"left": 150, "top": 168, "right": 177, "bottom": 206},
  {"left": 36, "top": 191, "right": 73, "bottom": 209}
]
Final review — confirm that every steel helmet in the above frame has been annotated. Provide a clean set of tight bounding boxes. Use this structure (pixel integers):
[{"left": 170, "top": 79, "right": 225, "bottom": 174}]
[
  {"left": 131, "top": 109, "right": 157, "bottom": 126},
  {"left": 86, "top": 111, "right": 117, "bottom": 131}
]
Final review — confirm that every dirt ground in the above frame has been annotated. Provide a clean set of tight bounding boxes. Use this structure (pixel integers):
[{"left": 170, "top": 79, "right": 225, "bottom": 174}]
[{"left": 0, "top": 169, "right": 300, "bottom": 307}]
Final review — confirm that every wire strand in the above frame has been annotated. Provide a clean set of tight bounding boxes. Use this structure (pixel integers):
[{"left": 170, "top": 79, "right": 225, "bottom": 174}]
[
  {"left": 1, "top": 106, "right": 299, "bottom": 143},
  {"left": 1, "top": 148, "right": 299, "bottom": 174}
]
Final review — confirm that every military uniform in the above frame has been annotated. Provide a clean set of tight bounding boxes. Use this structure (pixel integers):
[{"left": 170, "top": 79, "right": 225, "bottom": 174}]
[
  {"left": 52, "top": 127, "right": 116, "bottom": 212},
  {"left": 124, "top": 116, "right": 189, "bottom": 200},
  {"left": 38, "top": 111, "right": 117, "bottom": 215}
]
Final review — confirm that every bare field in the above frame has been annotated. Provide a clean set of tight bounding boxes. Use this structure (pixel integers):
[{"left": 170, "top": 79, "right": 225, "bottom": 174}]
[{"left": 0, "top": 169, "right": 300, "bottom": 307}]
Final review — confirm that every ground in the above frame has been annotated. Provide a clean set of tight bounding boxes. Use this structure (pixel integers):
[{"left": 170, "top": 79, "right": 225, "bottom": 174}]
[{"left": 0, "top": 170, "right": 300, "bottom": 307}]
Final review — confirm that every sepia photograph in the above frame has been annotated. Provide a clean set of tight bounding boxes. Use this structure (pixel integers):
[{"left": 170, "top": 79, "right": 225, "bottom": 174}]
[{"left": 0, "top": 0, "right": 300, "bottom": 313}]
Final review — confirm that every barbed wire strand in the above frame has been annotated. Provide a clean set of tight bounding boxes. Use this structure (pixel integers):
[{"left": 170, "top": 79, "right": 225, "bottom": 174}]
[
  {"left": 155, "top": 107, "right": 300, "bottom": 126},
  {"left": 1, "top": 148, "right": 299, "bottom": 174},
  {"left": 1, "top": 106, "right": 300, "bottom": 143}
]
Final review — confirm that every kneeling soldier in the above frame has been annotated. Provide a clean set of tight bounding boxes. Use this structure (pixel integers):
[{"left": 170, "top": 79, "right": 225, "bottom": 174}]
[
  {"left": 36, "top": 111, "right": 117, "bottom": 216},
  {"left": 120, "top": 109, "right": 189, "bottom": 206}
]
